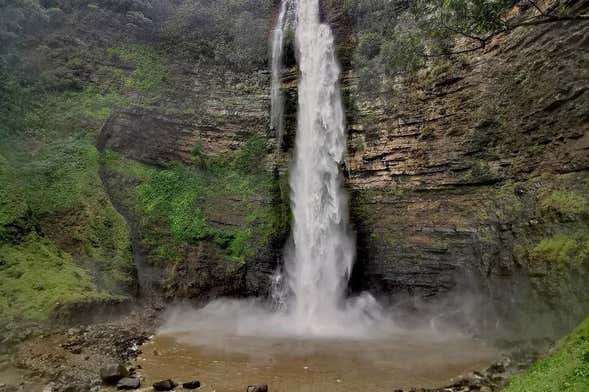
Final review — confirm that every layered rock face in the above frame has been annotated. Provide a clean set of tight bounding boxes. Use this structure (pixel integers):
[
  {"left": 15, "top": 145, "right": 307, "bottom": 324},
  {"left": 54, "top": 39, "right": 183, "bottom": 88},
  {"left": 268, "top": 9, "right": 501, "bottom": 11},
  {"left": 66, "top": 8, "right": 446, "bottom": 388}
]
[
  {"left": 98, "top": 62, "right": 285, "bottom": 301},
  {"left": 329, "top": 6, "right": 589, "bottom": 336},
  {"left": 98, "top": 68, "right": 272, "bottom": 167}
]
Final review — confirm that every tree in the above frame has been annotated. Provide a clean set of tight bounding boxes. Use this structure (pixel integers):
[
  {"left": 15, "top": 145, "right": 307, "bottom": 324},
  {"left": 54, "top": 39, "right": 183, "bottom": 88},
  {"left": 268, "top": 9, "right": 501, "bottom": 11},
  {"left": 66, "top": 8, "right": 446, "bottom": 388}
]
[{"left": 415, "top": 0, "right": 589, "bottom": 56}]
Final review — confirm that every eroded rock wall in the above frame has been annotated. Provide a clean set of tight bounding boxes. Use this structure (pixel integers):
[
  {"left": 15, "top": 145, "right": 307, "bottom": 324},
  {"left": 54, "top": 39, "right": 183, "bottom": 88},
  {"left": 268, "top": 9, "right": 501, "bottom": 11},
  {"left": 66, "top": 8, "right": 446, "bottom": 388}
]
[{"left": 324, "top": 2, "right": 589, "bottom": 336}]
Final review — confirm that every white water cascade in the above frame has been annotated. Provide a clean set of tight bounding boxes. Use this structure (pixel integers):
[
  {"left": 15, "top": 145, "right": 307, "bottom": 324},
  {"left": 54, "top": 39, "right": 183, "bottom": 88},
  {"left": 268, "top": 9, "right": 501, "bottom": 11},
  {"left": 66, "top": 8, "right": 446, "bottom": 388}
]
[
  {"left": 270, "top": 0, "right": 291, "bottom": 145},
  {"left": 272, "top": 0, "right": 383, "bottom": 335}
]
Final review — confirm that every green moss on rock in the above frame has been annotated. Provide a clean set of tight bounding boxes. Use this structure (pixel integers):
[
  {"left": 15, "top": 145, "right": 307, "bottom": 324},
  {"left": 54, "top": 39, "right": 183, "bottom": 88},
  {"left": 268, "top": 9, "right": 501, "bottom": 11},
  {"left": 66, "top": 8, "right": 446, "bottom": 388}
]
[
  {"left": 103, "top": 135, "right": 288, "bottom": 265},
  {"left": 0, "top": 235, "right": 116, "bottom": 322},
  {"left": 529, "top": 233, "right": 589, "bottom": 269},
  {"left": 540, "top": 191, "right": 588, "bottom": 220},
  {"left": 107, "top": 45, "right": 167, "bottom": 94}
]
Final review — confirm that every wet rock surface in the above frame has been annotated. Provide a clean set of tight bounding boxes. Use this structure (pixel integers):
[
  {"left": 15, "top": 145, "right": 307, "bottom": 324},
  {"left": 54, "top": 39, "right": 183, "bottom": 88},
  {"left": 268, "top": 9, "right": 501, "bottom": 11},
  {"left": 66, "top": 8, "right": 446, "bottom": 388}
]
[
  {"left": 321, "top": 2, "right": 589, "bottom": 337},
  {"left": 152, "top": 379, "right": 178, "bottom": 391},
  {"left": 100, "top": 363, "right": 129, "bottom": 384},
  {"left": 182, "top": 380, "right": 201, "bottom": 389},
  {"left": 246, "top": 385, "right": 269, "bottom": 392},
  {"left": 116, "top": 377, "right": 141, "bottom": 390}
]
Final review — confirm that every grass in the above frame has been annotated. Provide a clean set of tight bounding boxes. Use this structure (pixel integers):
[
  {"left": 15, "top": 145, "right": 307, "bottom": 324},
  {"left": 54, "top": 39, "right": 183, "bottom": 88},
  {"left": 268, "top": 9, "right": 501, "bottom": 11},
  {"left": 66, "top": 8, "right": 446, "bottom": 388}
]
[
  {"left": 504, "top": 317, "right": 589, "bottom": 392},
  {"left": 23, "top": 139, "right": 102, "bottom": 213},
  {"left": 0, "top": 137, "right": 135, "bottom": 294},
  {"left": 0, "top": 153, "right": 28, "bottom": 239},
  {"left": 0, "top": 235, "right": 115, "bottom": 322}
]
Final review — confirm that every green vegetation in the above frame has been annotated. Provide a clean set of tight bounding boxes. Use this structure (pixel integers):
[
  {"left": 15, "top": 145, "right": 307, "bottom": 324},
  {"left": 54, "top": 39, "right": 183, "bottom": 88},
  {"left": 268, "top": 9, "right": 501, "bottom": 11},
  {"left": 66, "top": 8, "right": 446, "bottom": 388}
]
[
  {"left": 0, "top": 40, "right": 165, "bottom": 323},
  {"left": 540, "top": 191, "right": 588, "bottom": 220},
  {"left": 345, "top": 0, "right": 583, "bottom": 98},
  {"left": 381, "top": 32, "right": 426, "bottom": 75},
  {"left": 0, "top": 154, "right": 27, "bottom": 239},
  {"left": 162, "top": 0, "right": 272, "bottom": 69},
  {"left": 529, "top": 233, "right": 589, "bottom": 269},
  {"left": 415, "top": 0, "right": 512, "bottom": 49},
  {"left": 24, "top": 140, "right": 102, "bottom": 213},
  {"left": 105, "top": 135, "right": 288, "bottom": 264},
  {"left": 107, "top": 45, "right": 167, "bottom": 94},
  {"left": 346, "top": 0, "right": 512, "bottom": 72},
  {"left": 504, "top": 316, "right": 589, "bottom": 392},
  {"left": 0, "top": 136, "right": 135, "bottom": 293},
  {"left": 0, "top": 235, "right": 115, "bottom": 322}
]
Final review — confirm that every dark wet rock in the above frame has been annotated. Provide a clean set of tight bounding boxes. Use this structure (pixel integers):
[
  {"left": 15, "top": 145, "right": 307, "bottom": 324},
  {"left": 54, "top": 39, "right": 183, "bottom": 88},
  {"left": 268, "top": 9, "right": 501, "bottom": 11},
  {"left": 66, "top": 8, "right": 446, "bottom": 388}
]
[
  {"left": 100, "top": 363, "right": 129, "bottom": 384},
  {"left": 69, "top": 346, "right": 82, "bottom": 355},
  {"left": 182, "top": 380, "right": 201, "bottom": 389},
  {"left": 117, "top": 377, "right": 141, "bottom": 390},
  {"left": 247, "top": 385, "right": 268, "bottom": 392},
  {"left": 153, "top": 379, "right": 178, "bottom": 391},
  {"left": 514, "top": 184, "right": 526, "bottom": 195}
]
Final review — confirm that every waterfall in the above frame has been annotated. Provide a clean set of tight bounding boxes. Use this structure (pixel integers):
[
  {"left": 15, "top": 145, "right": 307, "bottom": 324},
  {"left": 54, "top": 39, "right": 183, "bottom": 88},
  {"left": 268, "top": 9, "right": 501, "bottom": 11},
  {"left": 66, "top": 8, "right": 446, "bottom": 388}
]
[
  {"left": 270, "top": 0, "right": 290, "bottom": 145},
  {"left": 275, "top": 0, "right": 379, "bottom": 335},
  {"left": 163, "top": 0, "right": 387, "bottom": 340}
]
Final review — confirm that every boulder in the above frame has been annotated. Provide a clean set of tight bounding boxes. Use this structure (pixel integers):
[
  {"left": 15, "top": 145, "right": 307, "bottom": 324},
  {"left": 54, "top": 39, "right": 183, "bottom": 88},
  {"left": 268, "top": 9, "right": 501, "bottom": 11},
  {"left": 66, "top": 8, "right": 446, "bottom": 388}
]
[
  {"left": 153, "top": 379, "right": 178, "bottom": 391},
  {"left": 246, "top": 385, "right": 268, "bottom": 392},
  {"left": 182, "top": 380, "right": 201, "bottom": 389},
  {"left": 117, "top": 377, "right": 141, "bottom": 390},
  {"left": 100, "top": 363, "right": 129, "bottom": 384}
]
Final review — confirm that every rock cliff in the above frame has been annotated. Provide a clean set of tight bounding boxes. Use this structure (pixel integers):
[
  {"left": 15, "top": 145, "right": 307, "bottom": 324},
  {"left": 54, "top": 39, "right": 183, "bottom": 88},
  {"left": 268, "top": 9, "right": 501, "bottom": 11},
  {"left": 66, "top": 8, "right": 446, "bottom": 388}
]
[{"left": 327, "top": 0, "right": 589, "bottom": 336}]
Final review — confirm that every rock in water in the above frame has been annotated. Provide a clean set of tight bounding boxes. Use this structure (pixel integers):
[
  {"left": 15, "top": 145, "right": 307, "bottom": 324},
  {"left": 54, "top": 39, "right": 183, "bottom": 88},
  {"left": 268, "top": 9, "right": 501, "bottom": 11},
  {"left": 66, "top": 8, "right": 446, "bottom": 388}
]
[
  {"left": 182, "top": 380, "right": 201, "bottom": 389},
  {"left": 246, "top": 385, "right": 268, "bottom": 392},
  {"left": 153, "top": 379, "right": 178, "bottom": 391},
  {"left": 100, "top": 363, "right": 129, "bottom": 384},
  {"left": 117, "top": 377, "right": 140, "bottom": 390}
]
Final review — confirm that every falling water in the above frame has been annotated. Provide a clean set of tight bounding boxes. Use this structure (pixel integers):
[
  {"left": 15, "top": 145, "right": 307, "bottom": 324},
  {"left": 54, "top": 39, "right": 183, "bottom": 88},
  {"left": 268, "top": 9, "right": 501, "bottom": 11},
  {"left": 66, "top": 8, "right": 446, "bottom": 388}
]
[
  {"left": 275, "top": 0, "right": 383, "bottom": 335},
  {"left": 270, "top": 0, "right": 290, "bottom": 145}
]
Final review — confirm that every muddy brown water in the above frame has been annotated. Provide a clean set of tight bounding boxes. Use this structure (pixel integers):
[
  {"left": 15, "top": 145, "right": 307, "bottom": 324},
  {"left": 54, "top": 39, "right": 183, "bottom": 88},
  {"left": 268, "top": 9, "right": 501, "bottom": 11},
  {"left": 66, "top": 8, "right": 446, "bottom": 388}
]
[{"left": 137, "top": 332, "right": 500, "bottom": 392}]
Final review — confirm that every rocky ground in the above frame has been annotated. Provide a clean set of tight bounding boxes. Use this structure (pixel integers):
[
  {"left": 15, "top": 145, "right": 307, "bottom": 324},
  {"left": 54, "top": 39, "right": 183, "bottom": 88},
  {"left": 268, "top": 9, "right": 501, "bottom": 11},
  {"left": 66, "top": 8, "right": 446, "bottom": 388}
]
[{"left": 0, "top": 301, "right": 161, "bottom": 392}]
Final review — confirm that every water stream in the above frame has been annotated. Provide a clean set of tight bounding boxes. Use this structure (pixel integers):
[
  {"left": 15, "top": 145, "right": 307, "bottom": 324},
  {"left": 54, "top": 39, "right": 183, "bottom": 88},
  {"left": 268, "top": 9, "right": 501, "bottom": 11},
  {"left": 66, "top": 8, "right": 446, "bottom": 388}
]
[{"left": 270, "top": 0, "right": 290, "bottom": 144}]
